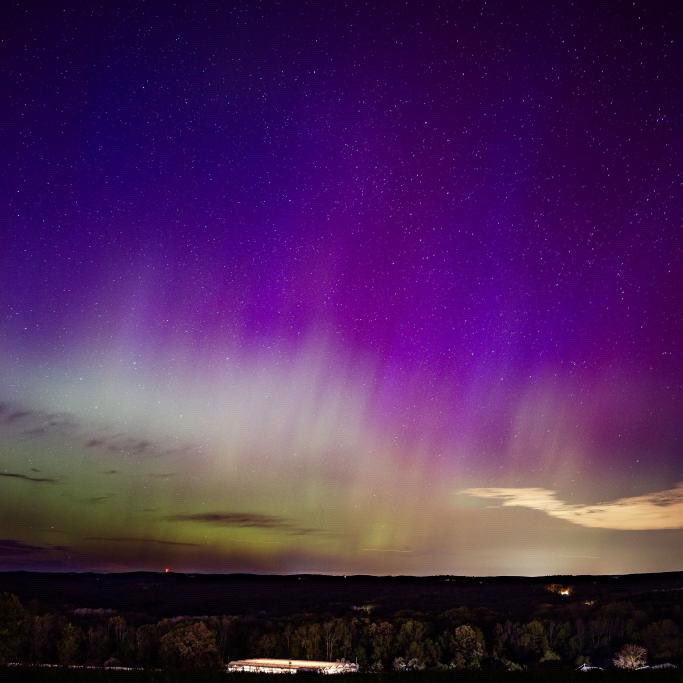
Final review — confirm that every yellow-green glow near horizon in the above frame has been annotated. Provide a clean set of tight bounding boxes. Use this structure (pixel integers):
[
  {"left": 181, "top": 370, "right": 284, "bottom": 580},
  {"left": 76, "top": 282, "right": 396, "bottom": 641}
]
[
  {"left": 2, "top": 339, "right": 682, "bottom": 576},
  {"left": 1, "top": 0, "right": 681, "bottom": 576}
]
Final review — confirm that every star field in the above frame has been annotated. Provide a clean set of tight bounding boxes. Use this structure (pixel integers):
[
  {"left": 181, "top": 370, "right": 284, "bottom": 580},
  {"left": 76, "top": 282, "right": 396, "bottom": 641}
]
[{"left": 0, "top": 0, "right": 681, "bottom": 574}]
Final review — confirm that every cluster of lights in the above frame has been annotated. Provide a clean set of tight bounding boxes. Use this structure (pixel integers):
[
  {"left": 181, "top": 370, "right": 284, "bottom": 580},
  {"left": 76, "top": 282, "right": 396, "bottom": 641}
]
[{"left": 545, "top": 583, "right": 573, "bottom": 597}]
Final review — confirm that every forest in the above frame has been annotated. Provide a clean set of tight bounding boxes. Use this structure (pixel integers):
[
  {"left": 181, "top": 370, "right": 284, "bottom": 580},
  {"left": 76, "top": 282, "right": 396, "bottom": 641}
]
[{"left": 1, "top": 573, "right": 682, "bottom": 674}]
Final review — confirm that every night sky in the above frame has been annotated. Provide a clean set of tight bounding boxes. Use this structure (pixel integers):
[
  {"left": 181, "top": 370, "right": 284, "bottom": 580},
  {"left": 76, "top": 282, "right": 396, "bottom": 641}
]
[{"left": 1, "top": 1, "right": 681, "bottom": 575}]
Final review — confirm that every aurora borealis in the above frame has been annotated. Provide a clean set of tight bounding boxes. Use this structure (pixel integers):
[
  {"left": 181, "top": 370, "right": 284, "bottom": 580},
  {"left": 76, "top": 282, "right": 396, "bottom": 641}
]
[{"left": 1, "top": 1, "right": 681, "bottom": 575}]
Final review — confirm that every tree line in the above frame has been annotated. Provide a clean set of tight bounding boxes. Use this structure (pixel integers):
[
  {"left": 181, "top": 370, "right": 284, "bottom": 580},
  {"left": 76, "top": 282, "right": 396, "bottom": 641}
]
[{"left": 1, "top": 592, "right": 681, "bottom": 671}]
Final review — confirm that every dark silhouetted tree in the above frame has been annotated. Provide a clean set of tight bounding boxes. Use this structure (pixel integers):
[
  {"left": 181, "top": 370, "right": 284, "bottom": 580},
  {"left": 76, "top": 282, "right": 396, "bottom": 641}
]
[
  {"left": 57, "top": 622, "right": 82, "bottom": 665},
  {"left": 159, "top": 621, "right": 220, "bottom": 669},
  {"left": 451, "top": 624, "right": 485, "bottom": 669},
  {"left": 369, "top": 621, "right": 394, "bottom": 669},
  {"left": 643, "top": 620, "right": 682, "bottom": 662},
  {"left": 517, "top": 620, "right": 548, "bottom": 662},
  {"left": 0, "top": 594, "right": 26, "bottom": 664}
]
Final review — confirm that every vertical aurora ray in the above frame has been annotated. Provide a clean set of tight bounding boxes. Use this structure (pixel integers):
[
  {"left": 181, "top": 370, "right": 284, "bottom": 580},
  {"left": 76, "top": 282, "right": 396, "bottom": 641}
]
[{"left": 1, "top": 0, "right": 681, "bottom": 574}]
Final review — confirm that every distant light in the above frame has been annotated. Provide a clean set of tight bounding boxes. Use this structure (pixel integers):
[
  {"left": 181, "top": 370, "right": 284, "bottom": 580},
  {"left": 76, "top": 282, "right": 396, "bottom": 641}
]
[
  {"left": 545, "top": 583, "right": 573, "bottom": 597},
  {"left": 164, "top": 567, "right": 172, "bottom": 573}
]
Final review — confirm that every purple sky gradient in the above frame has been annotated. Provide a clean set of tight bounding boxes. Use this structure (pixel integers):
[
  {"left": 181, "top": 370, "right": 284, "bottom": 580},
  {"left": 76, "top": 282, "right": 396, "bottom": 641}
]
[{"left": 1, "top": 0, "right": 681, "bottom": 574}]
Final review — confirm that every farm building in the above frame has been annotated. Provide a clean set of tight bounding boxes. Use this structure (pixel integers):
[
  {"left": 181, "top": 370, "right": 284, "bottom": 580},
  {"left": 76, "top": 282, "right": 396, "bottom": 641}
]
[{"left": 227, "top": 658, "right": 359, "bottom": 674}]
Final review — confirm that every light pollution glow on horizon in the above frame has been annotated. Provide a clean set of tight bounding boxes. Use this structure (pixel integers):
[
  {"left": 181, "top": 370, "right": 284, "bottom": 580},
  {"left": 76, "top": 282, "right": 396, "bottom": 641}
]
[{"left": 1, "top": 1, "right": 681, "bottom": 575}]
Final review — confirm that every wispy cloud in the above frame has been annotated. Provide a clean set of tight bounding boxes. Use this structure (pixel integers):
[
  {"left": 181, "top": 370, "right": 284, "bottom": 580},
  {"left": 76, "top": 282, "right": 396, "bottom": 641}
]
[
  {"left": 22, "top": 413, "right": 79, "bottom": 438},
  {"left": 84, "top": 434, "right": 192, "bottom": 458},
  {"left": 1, "top": 399, "right": 195, "bottom": 460},
  {"left": 86, "top": 536, "right": 199, "bottom": 547},
  {"left": 0, "top": 539, "right": 48, "bottom": 556},
  {"left": 0, "top": 538, "right": 70, "bottom": 557},
  {"left": 0, "top": 471, "right": 58, "bottom": 484},
  {"left": 82, "top": 495, "right": 114, "bottom": 504},
  {"left": 0, "top": 404, "right": 33, "bottom": 424},
  {"left": 167, "top": 511, "right": 323, "bottom": 536},
  {"left": 461, "top": 482, "right": 683, "bottom": 531},
  {"left": 86, "top": 436, "right": 153, "bottom": 456},
  {"left": 168, "top": 512, "right": 291, "bottom": 528},
  {"left": 287, "top": 527, "right": 327, "bottom": 537}
]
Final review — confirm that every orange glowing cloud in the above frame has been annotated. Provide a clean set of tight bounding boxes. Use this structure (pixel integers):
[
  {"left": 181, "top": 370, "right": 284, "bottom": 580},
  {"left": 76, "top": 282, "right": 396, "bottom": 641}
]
[{"left": 461, "top": 482, "right": 683, "bottom": 531}]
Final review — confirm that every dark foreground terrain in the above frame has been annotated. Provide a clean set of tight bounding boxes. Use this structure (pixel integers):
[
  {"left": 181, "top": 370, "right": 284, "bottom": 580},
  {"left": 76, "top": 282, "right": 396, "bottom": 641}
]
[
  {"left": 1, "top": 670, "right": 683, "bottom": 683},
  {"left": 2, "top": 571, "right": 682, "bottom": 619},
  {"left": 1, "top": 572, "right": 681, "bottom": 673}
]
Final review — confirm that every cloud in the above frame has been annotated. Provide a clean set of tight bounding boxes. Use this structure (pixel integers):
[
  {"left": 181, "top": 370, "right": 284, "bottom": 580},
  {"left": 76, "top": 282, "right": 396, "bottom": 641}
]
[
  {"left": 0, "top": 538, "right": 70, "bottom": 557},
  {"left": 168, "top": 512, "right": 291, "bottom": 528},
  {"left": 85, "top": 536, "right": 199, "bottom": 547},
  {"left": 461, "top": 482, "right": 683, "bottom": 531},
  {"left": 167, "top": 511, "right": 324, "bottom": 536},
  {"left": 0, "top": 471, "right": 58, "bottom": 483},
  {"left": 0, "top": 401, "right": 79, "bottom": 437},
  {"left": 82, "top": 496, "right": 114, "bottom": 504},
  {"left": 0, "top": 402, "right": 79, "bottom": 446},
  {"left": 86, "top": 436, "right": 154, "bottom": 456},
  {"left": 22, "top": 413, "right": 79, "bottom": 438},
  {"left": 1, "top": 398, "right": 195, "bottom": 460},
  {"left": 0, "top": 403, "right": 33, "bottom": 424},
  {"left": 287, "top": 527, "right": 327, "bottom": 537},
  {"left": 85, "top": 434, "right": 192, "bottom": 458},
  {"left": 0, "top": 539, "right": 49, "bottom": 556}
]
